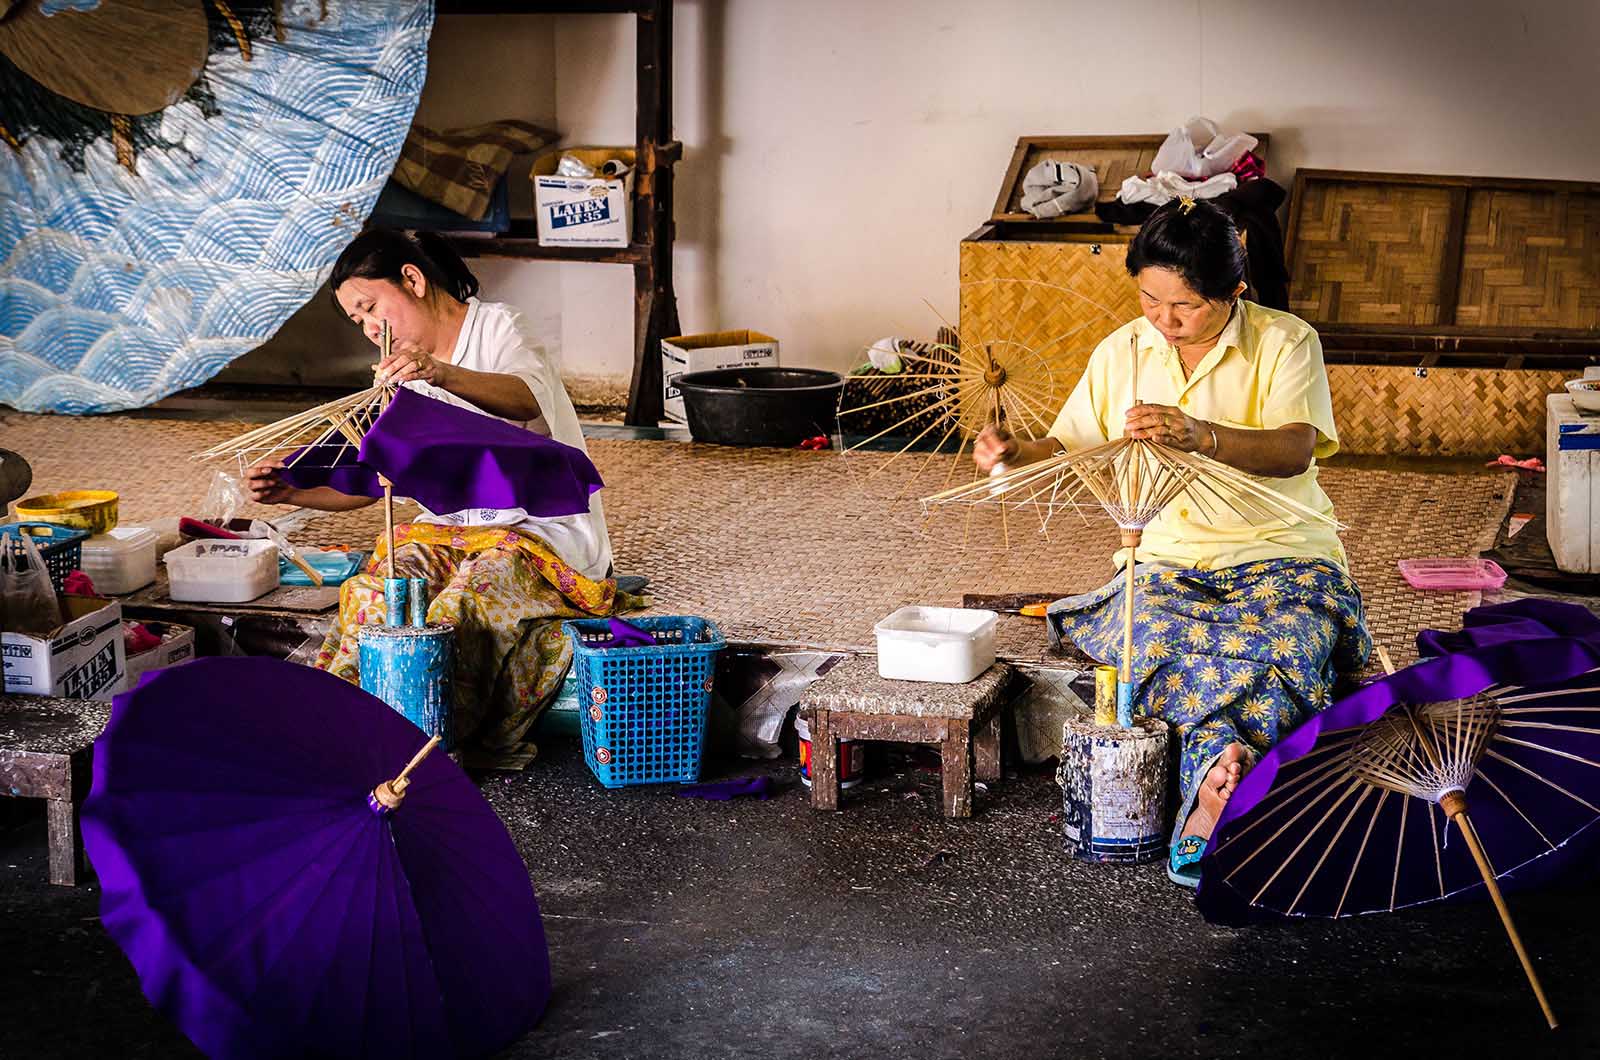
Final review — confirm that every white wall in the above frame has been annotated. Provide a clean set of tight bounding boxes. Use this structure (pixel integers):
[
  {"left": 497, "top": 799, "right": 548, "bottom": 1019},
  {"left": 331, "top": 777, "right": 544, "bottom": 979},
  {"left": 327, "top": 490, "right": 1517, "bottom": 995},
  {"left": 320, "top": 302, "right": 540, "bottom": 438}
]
[
  {"left": 231, "top": 0, "right": 1600, "bottom": 389},
  {"left": 554, "top": 0, "right": 1600, "bottom": 380}
]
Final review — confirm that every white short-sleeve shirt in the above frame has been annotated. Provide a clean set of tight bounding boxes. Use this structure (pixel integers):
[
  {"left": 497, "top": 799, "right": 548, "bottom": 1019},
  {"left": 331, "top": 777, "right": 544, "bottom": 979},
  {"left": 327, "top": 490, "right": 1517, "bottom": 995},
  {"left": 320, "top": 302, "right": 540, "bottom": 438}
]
[{"left": 404, "top": 298, "right": 613, "bottom": 580}]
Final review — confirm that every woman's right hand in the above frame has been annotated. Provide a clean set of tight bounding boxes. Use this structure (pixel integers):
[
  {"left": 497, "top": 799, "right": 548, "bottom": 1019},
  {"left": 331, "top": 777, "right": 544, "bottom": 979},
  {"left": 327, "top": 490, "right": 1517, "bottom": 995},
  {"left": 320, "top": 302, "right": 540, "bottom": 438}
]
[
  {"left": 245, "top": 460, "right": 297, "bottom": 505},
  {"left": 974, "top": 426, "right": 1019, "bottom": 474}
]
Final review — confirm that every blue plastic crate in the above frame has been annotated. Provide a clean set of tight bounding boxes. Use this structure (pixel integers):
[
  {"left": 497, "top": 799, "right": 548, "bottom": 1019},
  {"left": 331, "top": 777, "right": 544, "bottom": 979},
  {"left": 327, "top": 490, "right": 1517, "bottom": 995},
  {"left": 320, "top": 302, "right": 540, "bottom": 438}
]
[
  {"left": 564, "top": 616, "right": 726, "bottom": 787},
  {"left": 0, "top": 521, "right": 88, "bottom": 594}
]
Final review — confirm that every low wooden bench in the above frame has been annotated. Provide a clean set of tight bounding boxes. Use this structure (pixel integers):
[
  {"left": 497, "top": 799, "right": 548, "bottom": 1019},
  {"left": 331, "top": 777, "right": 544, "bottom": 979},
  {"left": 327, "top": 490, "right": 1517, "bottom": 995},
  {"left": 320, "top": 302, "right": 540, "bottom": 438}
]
[
  {"left": 0, "top": 693, "right": 109, "bottom": 886},
  {"left": 799, "top": 658, "right": 1014, "bottom": 818}
]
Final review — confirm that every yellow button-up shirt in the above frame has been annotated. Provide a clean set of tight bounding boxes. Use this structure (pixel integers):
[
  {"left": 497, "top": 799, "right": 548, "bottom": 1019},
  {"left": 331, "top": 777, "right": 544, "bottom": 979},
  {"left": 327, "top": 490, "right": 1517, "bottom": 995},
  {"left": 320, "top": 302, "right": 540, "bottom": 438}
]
[{"left": 1047, "top": 300, "right": 1346, "bottom": 572}]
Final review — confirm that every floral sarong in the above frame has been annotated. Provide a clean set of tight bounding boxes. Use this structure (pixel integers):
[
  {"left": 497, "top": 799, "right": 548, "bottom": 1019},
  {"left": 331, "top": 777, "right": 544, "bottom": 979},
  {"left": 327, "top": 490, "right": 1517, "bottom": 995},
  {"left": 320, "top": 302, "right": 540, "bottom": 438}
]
[{"left": 1047, "top": 558, "right": 1371, "bottom": 835}]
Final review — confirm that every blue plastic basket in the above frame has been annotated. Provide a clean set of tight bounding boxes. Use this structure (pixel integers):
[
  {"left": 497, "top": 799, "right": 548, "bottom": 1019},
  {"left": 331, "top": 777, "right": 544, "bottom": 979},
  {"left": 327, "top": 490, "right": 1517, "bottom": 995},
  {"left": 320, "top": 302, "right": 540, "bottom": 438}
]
[
  {"left": 1, "top": 521, "right": 89, "bottom": 593},
  {"left": 564, "top": 616, "right": 726, "bottom": 787}
]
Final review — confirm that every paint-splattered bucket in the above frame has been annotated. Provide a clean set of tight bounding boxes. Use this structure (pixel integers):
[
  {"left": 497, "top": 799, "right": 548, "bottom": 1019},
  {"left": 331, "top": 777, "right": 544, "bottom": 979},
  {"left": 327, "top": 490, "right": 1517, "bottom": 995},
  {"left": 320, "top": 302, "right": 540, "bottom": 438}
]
[
  {"left": 795, "top": 713, "right": 864, "bottom": 789},
  {"left": 1056, "top": 715, "right": 1169, "bottom": 864},
  {"left": 359, "top": 623, "right": 456, "bottom": 751}
]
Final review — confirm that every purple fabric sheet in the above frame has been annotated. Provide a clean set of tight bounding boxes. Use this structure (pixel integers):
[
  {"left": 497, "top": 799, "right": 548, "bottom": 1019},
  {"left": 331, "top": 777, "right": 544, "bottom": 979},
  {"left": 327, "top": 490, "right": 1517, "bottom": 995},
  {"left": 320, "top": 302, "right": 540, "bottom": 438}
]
[
  {"left": 280, "top": 385, "right": 602, "bottom": 518},
  {"left": 1199, "top": 599, "right": 1600, "bottom": 926},
  {"left": 81, "top": 657, "right": 551, "bottom": 1059}
]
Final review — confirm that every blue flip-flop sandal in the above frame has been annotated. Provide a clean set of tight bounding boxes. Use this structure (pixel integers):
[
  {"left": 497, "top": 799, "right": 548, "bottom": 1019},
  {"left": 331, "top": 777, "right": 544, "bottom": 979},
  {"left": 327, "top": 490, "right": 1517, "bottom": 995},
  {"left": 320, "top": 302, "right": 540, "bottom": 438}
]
[{"left": 1167, "top": 834, "right": 1206, "bottom": 888}]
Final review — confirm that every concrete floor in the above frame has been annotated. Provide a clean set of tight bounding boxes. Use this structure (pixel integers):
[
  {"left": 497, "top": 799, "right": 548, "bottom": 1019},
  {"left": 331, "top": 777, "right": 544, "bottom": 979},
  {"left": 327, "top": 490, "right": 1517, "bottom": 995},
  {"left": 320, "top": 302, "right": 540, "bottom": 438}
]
[{"left": 1, "top": 736, "right": 1596, "bottom": 1060}]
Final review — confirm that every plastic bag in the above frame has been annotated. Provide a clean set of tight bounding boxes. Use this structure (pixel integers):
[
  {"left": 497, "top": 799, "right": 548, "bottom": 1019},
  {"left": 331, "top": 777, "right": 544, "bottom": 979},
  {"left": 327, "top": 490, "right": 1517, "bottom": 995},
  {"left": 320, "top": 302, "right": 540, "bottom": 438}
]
[
  {"left": 1020, "top": 160, "right": 1099, "bottom": 218},
  {"left": 200, "top": 469, "right": 248, "bottom": 526},
  {"left": 1150, "top": 116, "right": 1258, "bottom": 181},
  {"left": 0, "top": 530, "right": 62, "bottom": 635}
]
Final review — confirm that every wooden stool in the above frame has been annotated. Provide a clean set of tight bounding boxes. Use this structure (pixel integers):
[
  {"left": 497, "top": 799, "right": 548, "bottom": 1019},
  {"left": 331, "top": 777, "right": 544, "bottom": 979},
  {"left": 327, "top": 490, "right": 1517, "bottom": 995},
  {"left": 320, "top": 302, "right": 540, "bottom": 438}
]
[
  {"left": 800, "top": 658, "right": 1014, "bottom": 818},
  {"left": 0, "top": 693, "right": 109, "bottom": 886}
]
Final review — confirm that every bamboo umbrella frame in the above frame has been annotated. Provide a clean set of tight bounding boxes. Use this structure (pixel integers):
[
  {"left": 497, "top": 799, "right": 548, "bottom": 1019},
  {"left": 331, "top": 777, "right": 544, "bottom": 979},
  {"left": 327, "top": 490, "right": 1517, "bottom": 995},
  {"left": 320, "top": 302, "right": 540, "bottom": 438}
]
[{"left": 194, "top": 321, "right": 401, "bottom": 576}]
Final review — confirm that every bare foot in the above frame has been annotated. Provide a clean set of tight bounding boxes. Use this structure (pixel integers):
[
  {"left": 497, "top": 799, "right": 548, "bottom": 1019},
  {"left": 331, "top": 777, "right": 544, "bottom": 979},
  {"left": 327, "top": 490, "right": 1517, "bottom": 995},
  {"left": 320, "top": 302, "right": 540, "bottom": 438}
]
[{"left": 1179, "top": 742, "right": 1251, "bottom": 842}]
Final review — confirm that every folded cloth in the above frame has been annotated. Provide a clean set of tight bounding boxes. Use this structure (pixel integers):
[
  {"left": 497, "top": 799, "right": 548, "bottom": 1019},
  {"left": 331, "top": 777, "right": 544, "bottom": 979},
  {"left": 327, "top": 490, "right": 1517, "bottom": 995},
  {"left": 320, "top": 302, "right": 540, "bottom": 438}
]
[
  {"left": 392, "top": 120, "right": 558, "bottom": 221},
  {"left": 1117, "top": 170, "right": 1237, "bottom": 206},
  {"left": 123, "top": 622, "right": 162, "bottom": 656},
  {"left": 1020, "top": 160, "right": 1099, "bottom": 218},
  {"left": 676, "top": 777, "right": 773, "bottom": 801},
  {"left": 607, "top": 615, "right": 656, "bottom": 648},
  {"left": 62, "top": 570, "right": 96, "bottom": 596}
]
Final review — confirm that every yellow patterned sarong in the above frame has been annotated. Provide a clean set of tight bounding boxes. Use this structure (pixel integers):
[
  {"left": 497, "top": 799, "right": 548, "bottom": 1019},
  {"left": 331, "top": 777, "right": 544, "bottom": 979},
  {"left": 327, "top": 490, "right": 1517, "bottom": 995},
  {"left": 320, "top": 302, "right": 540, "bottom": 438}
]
[{"left": 314, "top": 523, "right": 626, "bottom": 770}]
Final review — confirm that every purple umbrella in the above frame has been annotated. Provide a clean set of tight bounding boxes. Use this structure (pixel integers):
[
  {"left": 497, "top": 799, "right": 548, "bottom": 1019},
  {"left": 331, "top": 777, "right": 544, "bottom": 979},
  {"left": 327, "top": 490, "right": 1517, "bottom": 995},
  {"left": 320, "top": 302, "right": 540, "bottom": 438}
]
[
  {"left": 280, "top": 385, "right": 603, "bottom": 519},
  {"left": 82, "top": 657, "right": 551, "bottom": 1059},
  {"left": 1197, "top": 603, "right": 1600, "bottom": 1028}
]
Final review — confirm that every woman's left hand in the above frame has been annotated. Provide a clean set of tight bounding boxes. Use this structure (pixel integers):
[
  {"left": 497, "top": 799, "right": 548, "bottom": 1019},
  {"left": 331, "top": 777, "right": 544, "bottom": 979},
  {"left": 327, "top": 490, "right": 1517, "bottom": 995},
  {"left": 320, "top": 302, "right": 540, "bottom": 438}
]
[
  {"left": 375, "top": 340, "right": 449, "bottom": 387},
  {"left": 1125, "top": 403, "right": 1207, "bottom": 451}
]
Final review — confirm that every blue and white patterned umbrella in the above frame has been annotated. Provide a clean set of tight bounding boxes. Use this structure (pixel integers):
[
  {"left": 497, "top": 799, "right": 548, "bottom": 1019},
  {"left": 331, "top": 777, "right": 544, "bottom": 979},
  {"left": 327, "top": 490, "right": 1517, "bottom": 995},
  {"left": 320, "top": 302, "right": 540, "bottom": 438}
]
[{"left": 0, "top": 0, "right": 432, "bottom": 413}]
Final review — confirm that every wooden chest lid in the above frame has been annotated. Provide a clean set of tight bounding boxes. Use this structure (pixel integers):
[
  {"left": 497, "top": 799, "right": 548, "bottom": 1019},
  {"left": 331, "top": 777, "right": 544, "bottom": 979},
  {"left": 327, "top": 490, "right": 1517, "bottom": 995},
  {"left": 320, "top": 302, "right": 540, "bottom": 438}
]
[{"left": 989, "top": 133, "right": 1271, "bottom": 227}]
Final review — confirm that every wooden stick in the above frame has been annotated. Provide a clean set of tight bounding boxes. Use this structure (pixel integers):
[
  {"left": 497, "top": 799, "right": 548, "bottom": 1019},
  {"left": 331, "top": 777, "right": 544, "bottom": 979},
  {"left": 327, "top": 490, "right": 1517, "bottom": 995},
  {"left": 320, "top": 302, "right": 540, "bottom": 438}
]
[
  {"left": 1441, "top": 794, "right": 1558, "bottom": 1029},
  {"left": 1121, "top": 527, "right": 1139, "bottom": 727},
  {"left": 1377, "top": 645, "right": 1396, "bottom": 675},
  {"left": 381, "top": 478, "right": 396, "bottom": 580},
  {"left": 371, "top": 735, "right": 444, "bottom": 810}
]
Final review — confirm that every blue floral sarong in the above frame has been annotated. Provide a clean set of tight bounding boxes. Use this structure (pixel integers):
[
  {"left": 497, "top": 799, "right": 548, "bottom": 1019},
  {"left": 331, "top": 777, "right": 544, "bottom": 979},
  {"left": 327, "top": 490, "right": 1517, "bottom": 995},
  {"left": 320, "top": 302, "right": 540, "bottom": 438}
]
[{"left": 1047, "top": 558, "right": 1371, "bottom": 835}]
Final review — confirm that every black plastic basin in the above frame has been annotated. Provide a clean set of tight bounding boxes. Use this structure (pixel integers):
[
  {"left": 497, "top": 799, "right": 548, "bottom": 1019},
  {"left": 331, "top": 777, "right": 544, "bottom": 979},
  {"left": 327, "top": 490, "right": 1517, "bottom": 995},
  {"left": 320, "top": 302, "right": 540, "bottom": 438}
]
[{"left": 676, "top": 367, "right": 844, "bottom": 447}]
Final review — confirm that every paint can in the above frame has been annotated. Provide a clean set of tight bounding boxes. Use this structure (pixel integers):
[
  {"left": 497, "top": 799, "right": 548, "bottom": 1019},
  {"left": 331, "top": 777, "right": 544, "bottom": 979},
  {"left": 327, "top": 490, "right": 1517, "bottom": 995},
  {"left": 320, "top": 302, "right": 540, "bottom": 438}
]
[
  {"left": 1056, "top": 714, "right": 1169, "bottom": 864},
  {"left": 359, "top": 623, "right": 456, "bottom": 751},
  {"left": 406, "top": 576, "right": 429, "bottom": 627},
  {"left": 383, "top": 576, "right": 408, "bottom": 627},
  {"left": 794, "top": 713, "right": 864, "bottom": 789},
  {"left": 1092, "top": 665, "right": 1119, "bottom": 727}
]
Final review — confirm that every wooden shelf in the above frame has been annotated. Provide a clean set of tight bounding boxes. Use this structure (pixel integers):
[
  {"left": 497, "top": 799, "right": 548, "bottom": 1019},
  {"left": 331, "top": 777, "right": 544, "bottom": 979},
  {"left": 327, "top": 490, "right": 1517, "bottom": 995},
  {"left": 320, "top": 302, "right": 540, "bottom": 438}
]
[
  {"left": 446, "top": 237, "right": 651, "bottom": 265},
  {"left": 427, "top": 0, "right": 680, "bottom": 426}
]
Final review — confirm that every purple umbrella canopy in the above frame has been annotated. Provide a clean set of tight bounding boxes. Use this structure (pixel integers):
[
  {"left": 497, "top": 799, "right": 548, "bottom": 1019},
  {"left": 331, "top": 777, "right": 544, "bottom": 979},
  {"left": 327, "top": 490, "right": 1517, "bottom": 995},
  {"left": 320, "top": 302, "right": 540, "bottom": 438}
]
[
  {"left": 280, "top": 385, "right": 603, "bottom": 518},
  {"left": 82, "top": 657, "right": 551, "bottom": 1059},
  {"left": 1198, "top": 622, "right": 1600, "bottom": 927}
]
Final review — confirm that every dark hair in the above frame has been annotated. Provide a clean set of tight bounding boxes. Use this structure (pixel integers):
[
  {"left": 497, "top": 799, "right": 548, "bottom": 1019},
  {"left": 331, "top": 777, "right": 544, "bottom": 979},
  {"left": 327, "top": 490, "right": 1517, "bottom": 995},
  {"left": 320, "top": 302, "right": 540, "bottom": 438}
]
[
  {"left": 1125, "top": 199, "right": 1248, "bottom": 302},
  {"left": 328, "top": 228, "right": 480, "bottom": 304}
]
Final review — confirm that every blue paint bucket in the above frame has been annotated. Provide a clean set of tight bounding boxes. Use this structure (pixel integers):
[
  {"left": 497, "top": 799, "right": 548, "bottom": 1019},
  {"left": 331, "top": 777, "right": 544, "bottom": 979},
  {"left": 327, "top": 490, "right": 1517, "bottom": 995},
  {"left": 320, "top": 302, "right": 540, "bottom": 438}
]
[{"left": 358, "top": 623, "right": 456, "bottom": 750}]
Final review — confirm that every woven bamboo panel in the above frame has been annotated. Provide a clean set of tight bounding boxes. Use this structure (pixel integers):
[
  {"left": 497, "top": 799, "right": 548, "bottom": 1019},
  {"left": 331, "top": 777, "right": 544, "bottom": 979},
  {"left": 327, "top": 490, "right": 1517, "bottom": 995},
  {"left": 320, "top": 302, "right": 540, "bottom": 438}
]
[
  {"left": 1287, "top": 181, "right": 1454, "bottom": 325},
  {"left": 1456, "top": 188, "right": 1600, "bottom": 329},
  {"left": 1328, "top": 365, "right": 1564, "bottom": 457},
  {"left": 958, "top": 240, "right": 1137, "bottom": 418}
]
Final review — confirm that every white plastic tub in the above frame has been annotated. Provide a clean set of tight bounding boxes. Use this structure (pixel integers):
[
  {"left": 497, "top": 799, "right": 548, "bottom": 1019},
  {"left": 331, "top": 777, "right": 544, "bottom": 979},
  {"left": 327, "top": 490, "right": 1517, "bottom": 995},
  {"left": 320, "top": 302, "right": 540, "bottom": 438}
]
[
  {"left": 874, "top": 605, "right": 998, "bottom": 683},
  {"left": 79, "top": 526, "right": 158, "bottom": 594},
  {"left": 164, "top": 540, "right": 280, "bottom": 603}
]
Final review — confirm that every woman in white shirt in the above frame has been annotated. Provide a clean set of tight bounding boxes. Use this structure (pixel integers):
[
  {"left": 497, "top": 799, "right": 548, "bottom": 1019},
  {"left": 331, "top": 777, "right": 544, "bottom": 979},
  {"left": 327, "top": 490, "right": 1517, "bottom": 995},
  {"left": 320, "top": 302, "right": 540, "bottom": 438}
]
[{"left": 247, "top": 228, "right": 625, "bottom": 770}]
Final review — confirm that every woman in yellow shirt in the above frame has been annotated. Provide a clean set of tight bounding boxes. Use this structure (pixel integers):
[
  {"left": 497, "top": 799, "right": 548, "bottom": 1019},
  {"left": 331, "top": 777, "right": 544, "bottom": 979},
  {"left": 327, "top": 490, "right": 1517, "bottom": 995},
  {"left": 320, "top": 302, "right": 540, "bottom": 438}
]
[{"left": 975, "top": 199, "right": 1371, "bottom": 887}]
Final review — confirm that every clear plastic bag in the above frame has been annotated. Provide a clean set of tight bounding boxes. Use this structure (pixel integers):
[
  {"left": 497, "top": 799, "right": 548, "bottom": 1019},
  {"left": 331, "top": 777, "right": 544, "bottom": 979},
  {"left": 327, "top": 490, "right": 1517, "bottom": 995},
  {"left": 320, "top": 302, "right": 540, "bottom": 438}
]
[
  {"left": 1, "top": 530, "right": 62, "bottom": 635},
  {"left": 201, "top": 469, "right": 249, "bottom": 526}
]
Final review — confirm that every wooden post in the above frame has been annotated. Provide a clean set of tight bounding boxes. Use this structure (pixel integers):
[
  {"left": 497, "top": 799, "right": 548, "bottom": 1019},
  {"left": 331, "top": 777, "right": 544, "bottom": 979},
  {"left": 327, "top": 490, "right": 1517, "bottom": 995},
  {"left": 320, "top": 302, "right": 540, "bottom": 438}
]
[
  {"left": 808, "top": 709, "right": 840, "bottom": 811},
  {"left": 941, "top": 718, "right": 973, "bottom": 818},
  {"left": 973, "top": 709, "right": 1002, "bottom": 783},
  {"left": 1440, "top": 791, "right": 1558, "bottom": 1029},
  {"left": 626, "top": 0, "right": 679, "bottom": 427}
]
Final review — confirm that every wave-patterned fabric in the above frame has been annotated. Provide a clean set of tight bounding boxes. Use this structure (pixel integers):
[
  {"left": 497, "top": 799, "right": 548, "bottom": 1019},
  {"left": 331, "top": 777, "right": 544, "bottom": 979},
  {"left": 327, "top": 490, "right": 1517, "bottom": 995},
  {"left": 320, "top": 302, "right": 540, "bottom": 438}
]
[{"left": 0, "top": 2, "right": 433, "bottom": 413}]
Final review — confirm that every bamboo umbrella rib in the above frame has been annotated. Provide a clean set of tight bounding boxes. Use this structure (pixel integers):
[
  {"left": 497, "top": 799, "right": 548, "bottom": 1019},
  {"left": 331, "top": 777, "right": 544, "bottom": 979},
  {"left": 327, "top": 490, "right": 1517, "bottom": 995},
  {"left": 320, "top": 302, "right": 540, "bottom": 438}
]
[
  {"left": 1483, "top": 749, "right": 1600, "bottom": 813},
  {"left": 1224, "top": 762, "right": 1364, "bottom": 882},
  {"left": 1476, "top": 771, "right": 1556, "bottom": 851},
  {"left": 1392, "top": 797, "right": 1409, "bottom": 911},
  {"left": 877, "top": 417, "right": 962, "bottom": 489},
  {"left": 1287, "top": 784, "right": 1376, "bottom": 915},
  {"left": 1429, "top": 800, "right": 1445, "bottom": 899},
  {"left": 1250, "top": 780, "right": 1365, "bottom": 905},
  {"left": 1335, "top": 788, "right": 1393, "bottom": 917},
  {"left": 840, "top": 381, "right": 967, "bottom": 417},
  {"left": 1492, "top": 734, "right": 1600, "bottom": 771}
]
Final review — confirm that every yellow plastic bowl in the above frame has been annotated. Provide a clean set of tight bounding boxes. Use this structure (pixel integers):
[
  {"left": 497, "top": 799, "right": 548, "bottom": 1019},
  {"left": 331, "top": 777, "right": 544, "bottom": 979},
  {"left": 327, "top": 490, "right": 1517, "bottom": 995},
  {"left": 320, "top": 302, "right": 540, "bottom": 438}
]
[{"left": 15, "top": 490, "right": 120, "bottom": 534}]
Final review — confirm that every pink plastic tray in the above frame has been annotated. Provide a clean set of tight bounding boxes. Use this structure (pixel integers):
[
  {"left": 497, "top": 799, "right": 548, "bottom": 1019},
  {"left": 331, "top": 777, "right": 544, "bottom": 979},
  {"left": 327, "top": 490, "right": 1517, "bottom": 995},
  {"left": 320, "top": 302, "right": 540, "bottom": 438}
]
[{"left": 1397, "top": 558, "right": 1507, "bottom": 591}]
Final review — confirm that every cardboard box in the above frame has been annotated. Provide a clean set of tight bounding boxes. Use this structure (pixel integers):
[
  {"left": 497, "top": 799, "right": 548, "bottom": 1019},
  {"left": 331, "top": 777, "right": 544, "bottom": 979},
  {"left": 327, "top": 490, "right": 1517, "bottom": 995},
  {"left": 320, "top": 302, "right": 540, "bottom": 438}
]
[
  {"left": 123, "top": 621, "right": 197, "bottom": 688},
  {"left": 661, "top": 331, "right": 781, "bottom": 424},
  {"left": 2, "top": 595, "right": 126, "bottom": 700},
  {"left": 531, "top": 147, "right": 634, "bottom": 248}
]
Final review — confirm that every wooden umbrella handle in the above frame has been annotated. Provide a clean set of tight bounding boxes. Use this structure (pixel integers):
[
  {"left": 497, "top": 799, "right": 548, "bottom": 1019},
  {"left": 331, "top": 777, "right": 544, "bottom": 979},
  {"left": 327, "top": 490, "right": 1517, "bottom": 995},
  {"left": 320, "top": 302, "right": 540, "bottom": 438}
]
[
  {"left": 371, "top": 735, "right": 443, "bottom": 811},
  {"left": 1441, "top": 795, "right": 1558, "bottom": 1029}
]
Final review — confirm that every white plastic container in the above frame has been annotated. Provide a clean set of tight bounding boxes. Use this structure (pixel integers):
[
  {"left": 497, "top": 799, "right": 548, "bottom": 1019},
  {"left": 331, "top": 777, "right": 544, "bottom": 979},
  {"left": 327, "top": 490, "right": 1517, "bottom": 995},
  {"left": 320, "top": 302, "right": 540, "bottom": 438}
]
[
  {"left": 874, "top": 605, "right": 998, "bottom": 683},
  {"left": 164, "top": 539, "right": 280, "bottom": 603},
  {"left": 79, "top": 526, "right": 158, "bottom": 594},
  {"left": 1546, "top": 393, "right": 1600, "bottom": 573}
]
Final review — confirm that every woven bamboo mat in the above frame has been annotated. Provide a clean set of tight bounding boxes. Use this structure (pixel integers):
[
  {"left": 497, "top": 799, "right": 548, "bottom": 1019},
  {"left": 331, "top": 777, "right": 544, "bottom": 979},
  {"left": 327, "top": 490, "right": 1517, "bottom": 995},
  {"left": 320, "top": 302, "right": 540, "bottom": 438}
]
[{"left": 3, "top": 412, "right": 1513, "bottom": 667}]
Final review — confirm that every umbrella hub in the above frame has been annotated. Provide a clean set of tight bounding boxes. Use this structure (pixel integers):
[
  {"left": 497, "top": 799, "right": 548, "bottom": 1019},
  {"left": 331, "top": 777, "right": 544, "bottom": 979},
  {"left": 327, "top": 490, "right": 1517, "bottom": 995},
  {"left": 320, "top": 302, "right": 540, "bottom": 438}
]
[{"left": 1349, "top": 695, "right": 1500, "bottom": 801}]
